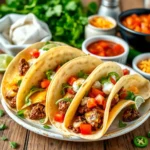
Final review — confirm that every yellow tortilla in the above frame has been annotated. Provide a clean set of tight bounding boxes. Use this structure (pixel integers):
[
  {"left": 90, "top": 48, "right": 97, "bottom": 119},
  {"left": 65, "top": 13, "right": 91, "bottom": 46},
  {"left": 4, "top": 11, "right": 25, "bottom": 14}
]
[{"left": 46, "top": 56, "right": 103, "bottom": 129}]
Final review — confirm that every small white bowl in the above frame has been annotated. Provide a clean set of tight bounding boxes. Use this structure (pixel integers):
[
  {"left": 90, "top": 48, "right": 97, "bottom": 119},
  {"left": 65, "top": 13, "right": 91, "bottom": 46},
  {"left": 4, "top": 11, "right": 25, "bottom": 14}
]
[
  {"left": 85, "top": 15, "right": 117, "bottom": 39},
  {"left": 82, "top": 35, "right": 129, "bottom": 64},
  {"left": 132, "top": 53, "right": 150, "bottom": 80}
]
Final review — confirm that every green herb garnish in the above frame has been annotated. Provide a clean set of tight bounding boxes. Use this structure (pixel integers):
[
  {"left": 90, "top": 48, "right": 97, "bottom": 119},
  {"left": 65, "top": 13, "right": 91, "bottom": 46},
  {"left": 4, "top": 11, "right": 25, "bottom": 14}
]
[
  {"left": 118, "top": 120, "right": 127, "bottom": 128},
  {"left": 0, "top": 124, "right": 7, "bottom": 130},
  {"left": 25, "top": 86, "right": 44, "bottom": 104},
  {"left": 100, "top": 77, "right": 108, "bottom": 84},
  {"left": 77, "top": 70, "right": 88, "bottom": 79},
  {"left": 16, "top": 110, "right": 25, "bottom": 119},
  {"left": 61, "top": 83, "right": 71, "bottom": 96},
  {"left": 0, "top": 109, "right": 4, "bottom": 117},
  {"left": 43, "top": 125, "right": 51, "bottom": 129},
  {"left": 45, "top": 41, "right": 51, "bottom": 45},
  {"left": 42, "top": 47, "right": 49, "bottom": 51},
  {"left": 56, "top": 97, "right": 72, "bottom": 105},
  {"left": 17, "top": 80, "right": 22, "bottom": 86},
  {"left": 126, "top": 91, "right": 135, "bottom": 100},
  {"left": 39, "top": 119, "right": 45, "bottom": 123},
  {"left": 1, "top": 136, "right": 8, "bottom": 141},
  {"left": 9, "top": 142, "right": 18, "bottom": 149},
  {"left": 46, "top": 70, "right": 55, "bottom": 80}
]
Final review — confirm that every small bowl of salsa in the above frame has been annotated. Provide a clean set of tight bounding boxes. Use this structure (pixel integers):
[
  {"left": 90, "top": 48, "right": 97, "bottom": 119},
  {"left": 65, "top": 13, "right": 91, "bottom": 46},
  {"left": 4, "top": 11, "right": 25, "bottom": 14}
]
[{"left": 82, "top": 35, "right": 129, "bottom": 64}]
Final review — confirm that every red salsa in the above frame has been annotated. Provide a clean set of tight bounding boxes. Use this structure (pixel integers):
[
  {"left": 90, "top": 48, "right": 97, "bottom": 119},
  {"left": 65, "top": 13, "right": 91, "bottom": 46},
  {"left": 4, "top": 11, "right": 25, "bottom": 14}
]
[{"left": 87, "top": 40, "right": 124, "bottom": 57}]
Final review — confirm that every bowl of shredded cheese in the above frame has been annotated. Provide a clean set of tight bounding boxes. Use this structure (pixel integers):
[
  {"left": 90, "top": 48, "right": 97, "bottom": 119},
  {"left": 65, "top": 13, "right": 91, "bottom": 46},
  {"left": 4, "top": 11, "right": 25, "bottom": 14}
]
[
  {"left": 85, "top": 15, "right": 117, "bottom": 39},
  {"left": 132, "top": 53, "right": 150, "bottom": 79}
]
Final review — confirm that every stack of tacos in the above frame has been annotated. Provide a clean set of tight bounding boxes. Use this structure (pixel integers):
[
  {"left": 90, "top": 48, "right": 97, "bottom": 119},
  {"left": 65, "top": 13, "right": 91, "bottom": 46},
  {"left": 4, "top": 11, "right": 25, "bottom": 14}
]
[{"left": 1, "top": 41, "right": 150, "bottom": 140}]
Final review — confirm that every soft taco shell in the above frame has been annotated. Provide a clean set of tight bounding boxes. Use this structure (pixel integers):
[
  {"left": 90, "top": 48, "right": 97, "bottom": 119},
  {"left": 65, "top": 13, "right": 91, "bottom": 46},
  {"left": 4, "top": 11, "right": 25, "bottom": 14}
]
[
  {"left": 46, "top": 56, "right": 103, "bottom": 128},
  {"left": 16, "top": 46, "right": 85, "bottom": 111},
  {"left": 63, "top": 61, "right": 123, "bottom": 139},
  {"left": 1, "top": 41, "right": 67, "bottom": 111}
]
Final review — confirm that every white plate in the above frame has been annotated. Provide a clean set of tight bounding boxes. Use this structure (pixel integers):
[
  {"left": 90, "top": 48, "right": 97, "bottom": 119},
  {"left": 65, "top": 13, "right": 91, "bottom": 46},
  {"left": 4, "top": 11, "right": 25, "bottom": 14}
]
[{"left": 1, "top": 63, "right": 150, "bottom": 142}]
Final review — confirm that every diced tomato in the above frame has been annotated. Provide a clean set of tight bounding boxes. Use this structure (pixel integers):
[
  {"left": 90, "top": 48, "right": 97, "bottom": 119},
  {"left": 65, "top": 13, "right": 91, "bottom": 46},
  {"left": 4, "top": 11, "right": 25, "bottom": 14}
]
[
  {"left": 87, "top": 98, "right": 97, "bottom": 108},
  {"left": 80, "top": 123, "right": 92, "bottom": 135},
  {"left": 41, "top": 79, "right": 50, "bottom": 88},
  {"left": 67, "top": 87, "right": 76, "bottom": 95},
  {"left": 119, "top": 92, "right": 127, "bottom": 99},
  {"left": 110, "top": 77, "right": 116, "bottom": 85},
  {"left": 95, "top": 94, "right": 106, "bottom": 109},
  {"left": 54, "top": 112, "right": 65, "bottom": 123},
  {"left": 55, "top": 65, "right": 61, "bottom": 72},
  {"left": 67, "top": 76, "right": 77, "bottom": 86},
  {"left": 91, "top": 88, "right": 106, "bottom": 97},
  {"left": 30, "top": 49, "right": 40, "bottom": 58},
  {"left": 123, "top": 69, "right": 130, "bottom": 75},
  {"left": 88, "top": 91, "right": 95, "bottom": 98}
]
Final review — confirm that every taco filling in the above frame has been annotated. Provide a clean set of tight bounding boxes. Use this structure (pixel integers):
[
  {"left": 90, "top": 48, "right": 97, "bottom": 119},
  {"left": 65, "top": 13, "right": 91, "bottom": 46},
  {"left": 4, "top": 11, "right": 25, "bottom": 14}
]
[
  {"left": 21, "top": 66, "right": 60, "bottom": 120},
  {"left": 68, "top": 72, "right": 121, "bottom": 134},
  {"left": 54, "top": 71, "right": 89, "bottom": 123},
  {"left": 116, "top": 86, "right": 142, "bottom": 122},
  {"left": 4, "top": 42, "right": 62, "bottom": 109}
]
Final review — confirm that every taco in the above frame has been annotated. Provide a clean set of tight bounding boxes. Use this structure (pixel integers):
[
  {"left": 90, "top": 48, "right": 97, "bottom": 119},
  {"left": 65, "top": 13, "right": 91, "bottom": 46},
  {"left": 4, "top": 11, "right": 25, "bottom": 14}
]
[
  {"left": 63, "top": 70, "right": 150, "bottom": 139},
  {"left": 104, "top": 74, "right": 150, "bottom": 133},
  {"left": 14, "top": 45, "right": 86, "bottom": 124},
  {"left": 1, "top": 41, "right": 67, "bottom": 110},
  {"left": 62, "top": 62, "right": 124, "bottom": 139},
  {"left": 46, "top": 56, "right": 103, "bottom": 128}
]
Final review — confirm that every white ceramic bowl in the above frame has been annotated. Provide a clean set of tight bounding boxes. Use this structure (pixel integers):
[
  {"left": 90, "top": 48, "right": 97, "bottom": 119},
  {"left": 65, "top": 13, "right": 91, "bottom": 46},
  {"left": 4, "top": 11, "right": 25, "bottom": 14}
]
[
  {"left": 132, "top": 53, "right": 150, "bottom": 80},
  {"left": 85, "top": 15, "right": 117, "bottom": 39},
  {"left": 82, "top": 35, "right": 129, "bottom": 64}
]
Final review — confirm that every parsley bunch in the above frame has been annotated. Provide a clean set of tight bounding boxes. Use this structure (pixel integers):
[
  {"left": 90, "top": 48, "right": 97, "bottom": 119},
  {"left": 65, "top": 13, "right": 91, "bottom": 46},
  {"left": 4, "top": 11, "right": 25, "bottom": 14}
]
[{"left": 0, "top": 0, "right": 98, "bottom": 48}]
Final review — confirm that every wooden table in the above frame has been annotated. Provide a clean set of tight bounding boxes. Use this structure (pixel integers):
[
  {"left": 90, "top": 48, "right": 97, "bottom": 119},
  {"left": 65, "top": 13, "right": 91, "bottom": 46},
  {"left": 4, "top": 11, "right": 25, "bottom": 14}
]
[{"left": 0, "top": 0, "right": 150, "bottom": 150}]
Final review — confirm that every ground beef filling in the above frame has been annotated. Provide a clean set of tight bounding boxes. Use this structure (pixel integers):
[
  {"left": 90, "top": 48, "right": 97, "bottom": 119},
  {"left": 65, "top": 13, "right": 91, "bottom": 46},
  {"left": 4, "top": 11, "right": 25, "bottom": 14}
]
[
  {"left": 122, "top": 108, "right": 140, "bottom": 122},
  {"left": 5, "top": 86, "right": 18, "bottom": 108},
  {"left": 58, "top": 101, "right": 71, "bottom": 114},
  {"left": 19, "top": 58, "right": 30, "bottom": 76},
  {"left": 69, "top": 104, "right": 104, "bottom": 133},
  {"left": 8, "top": 96, "right": 16, "bottom": 108},
  {"left": 29, "top": 104, "right": 46, "bottom": 120}
]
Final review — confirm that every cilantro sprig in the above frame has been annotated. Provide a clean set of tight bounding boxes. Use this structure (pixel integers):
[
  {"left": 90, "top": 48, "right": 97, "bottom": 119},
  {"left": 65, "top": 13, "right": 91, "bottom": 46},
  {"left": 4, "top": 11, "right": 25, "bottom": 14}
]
[
  {"left": 118, "top": 120, "right": 127, "bottom": 128},
  {"left": 61, "top": 83, "right": 71, "bottom": 96},
  {"left": 0, "top": 109, "right": 4, "bottom": 117}
]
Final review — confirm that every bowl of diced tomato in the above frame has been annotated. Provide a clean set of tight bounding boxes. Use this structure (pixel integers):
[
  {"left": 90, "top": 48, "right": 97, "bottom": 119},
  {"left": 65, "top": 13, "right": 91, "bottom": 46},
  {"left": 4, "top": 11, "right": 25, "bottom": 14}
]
[
  {"left": 82, "top": 35, "right": 129, "bottom": 64},
  {"left": 118, "top": 8, "right": 150, "bottom": 52}
]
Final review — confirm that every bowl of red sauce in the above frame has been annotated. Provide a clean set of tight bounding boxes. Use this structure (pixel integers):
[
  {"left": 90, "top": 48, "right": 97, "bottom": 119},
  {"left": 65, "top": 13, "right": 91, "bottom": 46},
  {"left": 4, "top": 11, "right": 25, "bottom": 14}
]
[{"left": 82, "top": 35, "right": 129, "bottom": 64}]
